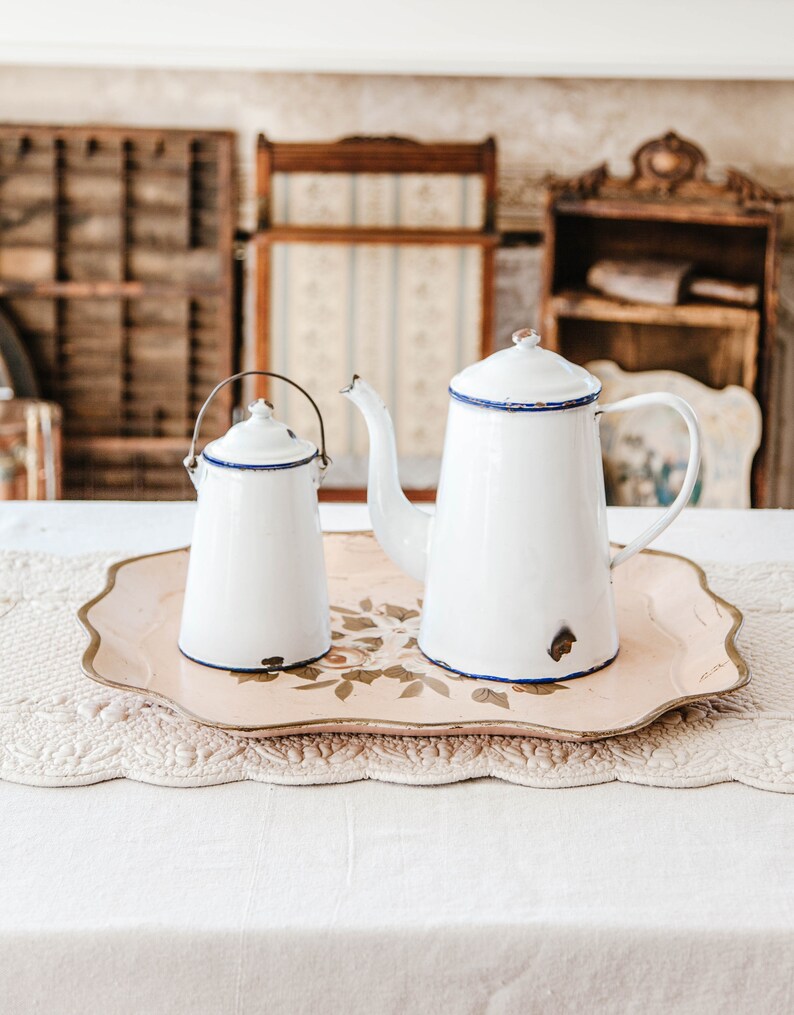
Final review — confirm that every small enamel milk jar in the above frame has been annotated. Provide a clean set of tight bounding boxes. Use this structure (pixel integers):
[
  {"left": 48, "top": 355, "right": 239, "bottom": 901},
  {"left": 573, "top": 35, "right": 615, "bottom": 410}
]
[
  {"left": 344, "top": 329, "right": 702, "bottom": 684},
  {"left": 179, "top": 370, "right": 331, "bottom": 672}
]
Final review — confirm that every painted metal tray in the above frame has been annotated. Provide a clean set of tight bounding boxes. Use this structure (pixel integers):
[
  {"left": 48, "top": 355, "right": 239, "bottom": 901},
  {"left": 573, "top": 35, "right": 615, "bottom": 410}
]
[{"left": 79, "top": 532, "right": 748, "bottom": 741}]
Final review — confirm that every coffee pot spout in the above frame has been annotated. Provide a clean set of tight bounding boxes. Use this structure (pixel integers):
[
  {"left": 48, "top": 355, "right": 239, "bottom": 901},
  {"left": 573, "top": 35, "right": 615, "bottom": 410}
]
[{"left": 341, "top": 376, "right": 431, "bottom": 582}]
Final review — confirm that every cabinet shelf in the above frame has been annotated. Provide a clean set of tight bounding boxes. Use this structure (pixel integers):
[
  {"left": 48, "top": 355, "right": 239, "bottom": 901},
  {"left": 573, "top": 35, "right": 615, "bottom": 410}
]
[
  {"left": 551, "top": 290, "right": 759, "bottom": 329},
  {"left": 553, "top": 199, "right": 772, "bottom": 228}
]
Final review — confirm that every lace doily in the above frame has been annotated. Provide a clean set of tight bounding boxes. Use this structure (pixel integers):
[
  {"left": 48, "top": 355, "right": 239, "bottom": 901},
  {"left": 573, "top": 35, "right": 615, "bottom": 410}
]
[{"left": 1, "top": 549, "right": 792, "bottom": 791}]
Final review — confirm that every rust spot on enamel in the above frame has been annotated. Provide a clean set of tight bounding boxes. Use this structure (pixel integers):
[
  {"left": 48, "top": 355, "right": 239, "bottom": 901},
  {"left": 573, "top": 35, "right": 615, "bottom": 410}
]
[{"left": 548, "top": 626, "right": 577, "bottom": 662}]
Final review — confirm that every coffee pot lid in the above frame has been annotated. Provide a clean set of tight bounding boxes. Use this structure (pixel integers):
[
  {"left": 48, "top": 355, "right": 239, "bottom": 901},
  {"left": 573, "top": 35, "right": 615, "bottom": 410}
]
[
  {"left": 449, "top": 329, "right": 601, "bottom": 411},
  {"left": 203, "top": 399, "right": 317, "bottom": 468}
]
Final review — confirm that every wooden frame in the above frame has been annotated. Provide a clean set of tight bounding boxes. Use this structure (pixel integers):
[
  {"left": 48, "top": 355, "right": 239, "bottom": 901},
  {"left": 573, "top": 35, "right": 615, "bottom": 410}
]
[
  {"left": 540, "top": 131, "right": 788, "bottom": 506},
  {"left": 0, "top": 124, "right": 236, "bottom": 499},
  {"left": 254, "top": 134, "right": 498, "bottom": 498}
]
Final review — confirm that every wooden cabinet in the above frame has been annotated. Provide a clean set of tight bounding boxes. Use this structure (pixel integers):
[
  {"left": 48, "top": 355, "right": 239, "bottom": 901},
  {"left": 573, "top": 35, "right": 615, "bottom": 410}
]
[
  {"left": 540, "top": 131, "right": 787, "bottom": 505},
  {"left": 0, "top": 125, "right": 236, "bottom": 499}
]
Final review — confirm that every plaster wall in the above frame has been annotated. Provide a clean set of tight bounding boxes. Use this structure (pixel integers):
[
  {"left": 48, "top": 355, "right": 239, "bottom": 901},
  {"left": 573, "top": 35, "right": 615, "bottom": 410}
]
[{"left": 0, "top": 65, "right": 791, "bottom": 502}]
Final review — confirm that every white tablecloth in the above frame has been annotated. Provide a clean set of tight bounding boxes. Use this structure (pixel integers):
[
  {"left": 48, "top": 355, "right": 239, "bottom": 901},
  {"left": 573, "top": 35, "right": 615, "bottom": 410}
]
[{"left": 1, "top": 503, "right": 792, "bottom": 1015}]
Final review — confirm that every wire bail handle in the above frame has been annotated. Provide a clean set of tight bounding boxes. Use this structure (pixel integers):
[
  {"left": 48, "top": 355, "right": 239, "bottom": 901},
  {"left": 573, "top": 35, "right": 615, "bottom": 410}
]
[{"left": 186, "top": 370, "right": 330, "bottom": 470}]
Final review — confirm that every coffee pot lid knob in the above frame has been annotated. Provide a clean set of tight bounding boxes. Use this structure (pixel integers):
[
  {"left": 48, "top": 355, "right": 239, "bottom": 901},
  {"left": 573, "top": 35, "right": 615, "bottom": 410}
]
[{"left": 512, "top": 328, "right": 541, "bottom": 349}]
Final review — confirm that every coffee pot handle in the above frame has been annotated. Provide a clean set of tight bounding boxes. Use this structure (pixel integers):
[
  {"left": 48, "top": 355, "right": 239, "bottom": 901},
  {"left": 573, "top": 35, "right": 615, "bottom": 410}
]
[
  {"left": 186, "top": 370, "right": 330, "bottom": 470},
  {"left": 598, "top": 393, "right": 702, "bottom": 570}
]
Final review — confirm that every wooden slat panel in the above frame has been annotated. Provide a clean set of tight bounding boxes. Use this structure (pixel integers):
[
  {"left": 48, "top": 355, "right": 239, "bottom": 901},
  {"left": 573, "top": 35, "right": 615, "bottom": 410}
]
[{"left": 0, "top": 124, "right": 237, "bottom": 499}]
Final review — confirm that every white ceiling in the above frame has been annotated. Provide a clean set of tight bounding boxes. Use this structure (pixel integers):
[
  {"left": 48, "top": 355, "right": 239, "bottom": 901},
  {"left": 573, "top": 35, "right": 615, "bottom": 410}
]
[{"left": 0, "top": 0, "right": 792, "bottom": 79}]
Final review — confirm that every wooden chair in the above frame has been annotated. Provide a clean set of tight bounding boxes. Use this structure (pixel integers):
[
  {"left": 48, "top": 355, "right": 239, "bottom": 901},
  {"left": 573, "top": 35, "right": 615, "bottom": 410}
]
[
  {"left": 588, "top": 359, "right": 761, "bottom": 509},
  {"left": 252, "top": 134, "right": 499, "bottom": 497}
]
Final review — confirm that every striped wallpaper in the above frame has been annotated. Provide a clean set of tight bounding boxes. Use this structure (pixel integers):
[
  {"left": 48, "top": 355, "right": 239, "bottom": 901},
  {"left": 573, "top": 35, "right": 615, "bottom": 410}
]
[{"left": 268, "top": 172, "right": 485, "bottom": 487}]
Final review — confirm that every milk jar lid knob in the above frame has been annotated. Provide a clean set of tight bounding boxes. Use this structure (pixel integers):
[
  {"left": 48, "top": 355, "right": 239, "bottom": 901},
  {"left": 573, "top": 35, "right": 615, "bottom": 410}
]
[
  {"left": 249, "top": 398, "right": 274, "bottom": 419},
  {"left": 449, "top": 327, "right": 601, "bottom": 410}
]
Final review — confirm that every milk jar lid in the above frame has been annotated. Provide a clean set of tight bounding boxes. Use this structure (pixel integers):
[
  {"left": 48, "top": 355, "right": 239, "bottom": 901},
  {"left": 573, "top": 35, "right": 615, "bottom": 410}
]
[
  {"left": 449, "top": 329, "right": 601, "bottom": 411},
  {"left": 202, "top": 399, "right": 317, "bottom": 469}
]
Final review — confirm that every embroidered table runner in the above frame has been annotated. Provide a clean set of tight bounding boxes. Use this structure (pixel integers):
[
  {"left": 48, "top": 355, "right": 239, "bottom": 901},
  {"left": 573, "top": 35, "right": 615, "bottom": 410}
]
[{"left": 1, "top": 538, "right": 792, "bottom": 791}]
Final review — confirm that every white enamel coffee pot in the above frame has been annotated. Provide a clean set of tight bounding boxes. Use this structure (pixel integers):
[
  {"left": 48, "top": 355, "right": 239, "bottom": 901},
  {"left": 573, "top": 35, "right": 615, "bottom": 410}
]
[
  {"left": 343, "top": 329, "right": 702, "bottom": 683},
  {"left": 179, "top": 370, "right": 331, "bottom": 672}
]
